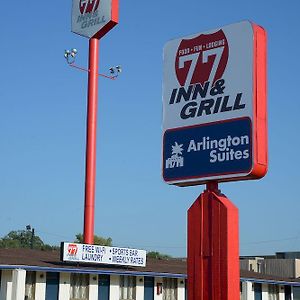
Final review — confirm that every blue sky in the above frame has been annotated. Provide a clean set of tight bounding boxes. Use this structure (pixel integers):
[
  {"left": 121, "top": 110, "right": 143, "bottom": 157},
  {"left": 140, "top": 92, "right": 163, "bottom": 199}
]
[{"left": 0, "top": 0, "right": 299, "bottom": 257}]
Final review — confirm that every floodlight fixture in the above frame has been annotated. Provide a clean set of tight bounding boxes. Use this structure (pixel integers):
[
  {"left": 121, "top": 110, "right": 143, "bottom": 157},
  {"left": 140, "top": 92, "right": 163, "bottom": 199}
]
[
  {"left": 115, "top": 65, "right": 122, "bottom": 73},
  {"left": 108, "top": 65, "right": 122, "bottom": 78},
  {"left": 64, "top": 48, "right": 121, "bottom": 80},
  {"left": 64, "top": 48, "right": 77, "bottom": 64}
]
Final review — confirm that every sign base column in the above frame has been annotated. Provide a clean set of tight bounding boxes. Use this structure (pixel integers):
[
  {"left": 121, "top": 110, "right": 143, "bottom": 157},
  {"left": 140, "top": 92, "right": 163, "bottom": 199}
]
[{"left": 187, "top": 182, "right": 240, "bottom": 300}]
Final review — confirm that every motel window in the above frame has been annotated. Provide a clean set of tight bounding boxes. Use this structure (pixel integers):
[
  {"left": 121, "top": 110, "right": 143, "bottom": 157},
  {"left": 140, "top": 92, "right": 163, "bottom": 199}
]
[
  {"left": 25, "top": 271, "right": 36, "bottom": 300},
  {"left": 240, "top": 282, "right": 243, "bottom": 300},
  {"left": 163, "top": 278, "right": 178, "bottom": 300},
  {"left": 268, "top": 284, "right": 279, "bottom": 300},
  {"left": 70, "top": 273, "right": 89, "bottom": 300},
  {"left": 119, "top": 275, "right": 136, "bottom": 300},
  {"left": 293, "top": 287, "right": 300, "bottom": 300}
]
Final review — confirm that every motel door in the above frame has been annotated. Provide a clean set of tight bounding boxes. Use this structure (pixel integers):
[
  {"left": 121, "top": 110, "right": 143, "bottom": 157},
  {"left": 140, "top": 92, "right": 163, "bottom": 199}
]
[
  {"left": 45, "top": 272, "right": 59, "bottom": 300},
  {"left": 254, "top": 283, "right": 262, "bottom": 300},
  {"left": 285, "top": 286, "right": 292, "bottom": 300},
  {"left": 144, "top": 277, "right": 154, "bottom": 300},
  {"left": 98, "top": 275, "right": 110, "bottom": 300}
]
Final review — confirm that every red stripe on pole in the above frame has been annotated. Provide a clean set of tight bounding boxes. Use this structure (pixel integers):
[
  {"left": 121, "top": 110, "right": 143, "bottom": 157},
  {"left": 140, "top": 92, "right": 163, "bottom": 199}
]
[{"left": 83, "top": 38, "right": 99, "bottom": 245}]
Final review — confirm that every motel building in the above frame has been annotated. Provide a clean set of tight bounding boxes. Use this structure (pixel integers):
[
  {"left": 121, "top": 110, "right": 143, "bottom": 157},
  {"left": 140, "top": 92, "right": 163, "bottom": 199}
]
[{"left": 0, "top": 249, "right": 300, "bottom": 300}]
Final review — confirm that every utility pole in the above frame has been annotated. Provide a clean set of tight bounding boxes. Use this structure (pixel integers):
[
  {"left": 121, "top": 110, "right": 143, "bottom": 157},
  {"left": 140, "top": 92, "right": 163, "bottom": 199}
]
[{"left": 26, "top": 225, "right": 35, "bottom": 249}]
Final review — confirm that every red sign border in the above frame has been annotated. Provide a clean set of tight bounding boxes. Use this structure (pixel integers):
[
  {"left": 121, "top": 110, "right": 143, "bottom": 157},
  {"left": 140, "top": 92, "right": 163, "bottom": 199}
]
[
  {"left": 92, "top": 0, "right": 119, "bottom": 39},
  {"left": 162, "top": 22, "right": 268, "bottom": 186}
]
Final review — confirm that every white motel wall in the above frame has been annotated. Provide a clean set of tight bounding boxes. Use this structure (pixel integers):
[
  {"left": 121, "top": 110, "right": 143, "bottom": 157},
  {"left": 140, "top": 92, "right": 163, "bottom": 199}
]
[
  {"left": 3, "top": 270, "right": 185, "bottom": 300},
  {"left": 1, "top": 268, "right": 300, "bottom": 299},
  {"left": 0, "top": 249, "right": 300, "bottom": 300},
  {"left": 1, "top": 269, "right": 186, "bottom": 300}
]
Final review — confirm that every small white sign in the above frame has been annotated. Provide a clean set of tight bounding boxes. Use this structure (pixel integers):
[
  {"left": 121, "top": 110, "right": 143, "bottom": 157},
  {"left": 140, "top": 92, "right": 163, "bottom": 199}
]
[{"left": 61, "top": 243, "right": 147, "bottom": 267}]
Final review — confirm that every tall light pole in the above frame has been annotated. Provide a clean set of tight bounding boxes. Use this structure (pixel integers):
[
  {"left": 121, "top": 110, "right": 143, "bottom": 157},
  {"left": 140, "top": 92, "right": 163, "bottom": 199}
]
[
  {"left": 83, "top": 37, "right": 99, "bottom": 244},
  {"left": 69, "top": 0, "right": 119, "bottom": 244},
  {"left": 65, "top": 46, "right": 121, "bottom": 245}
]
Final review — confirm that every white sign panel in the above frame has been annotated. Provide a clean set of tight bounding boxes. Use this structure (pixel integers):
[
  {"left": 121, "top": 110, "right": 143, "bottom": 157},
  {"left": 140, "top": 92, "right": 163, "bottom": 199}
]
[
  {"left": 72, "top": 0, "right": 114, "bottom": 38},
  {"left": 163, "top": 21, "right": 253, "bottom": 132},
  {"left": 61, "top": 243, "right": 147, "bottom": 267}
]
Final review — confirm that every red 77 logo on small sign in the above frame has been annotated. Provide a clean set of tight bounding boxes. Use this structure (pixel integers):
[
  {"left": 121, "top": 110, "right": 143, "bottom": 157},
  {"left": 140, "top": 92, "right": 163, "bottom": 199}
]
[
  {"left": 67, "top": 244, "right": 78, "bottom": 256},
  {"left": 79, "top": 0, "right": 100, "bottom": 14}
]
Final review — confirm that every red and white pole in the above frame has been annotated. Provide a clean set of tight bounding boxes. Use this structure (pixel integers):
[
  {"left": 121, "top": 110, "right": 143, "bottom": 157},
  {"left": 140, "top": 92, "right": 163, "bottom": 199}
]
[{"left": 83, "top": 38, "right": 99, "bottom": 244}]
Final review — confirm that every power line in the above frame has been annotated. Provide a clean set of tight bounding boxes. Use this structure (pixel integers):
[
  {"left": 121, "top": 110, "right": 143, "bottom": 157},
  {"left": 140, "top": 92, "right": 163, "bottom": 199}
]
[
  {"left": 30, "top": 230, "right": 300, "bottom": 249},
  {"left": 241, "top": 236, "right": 300, "bottom": 246},
  {"left": 35, "top": 230, "right": 71, "bottom": 240}
]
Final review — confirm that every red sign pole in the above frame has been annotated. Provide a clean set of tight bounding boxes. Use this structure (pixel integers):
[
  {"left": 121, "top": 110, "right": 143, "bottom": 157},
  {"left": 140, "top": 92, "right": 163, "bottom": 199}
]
[
  {"left": 188, "top": 182, "right": 240, "bottom": 300},
  {"left": 83, "top": 37, "right": 99, "bottom": 244}
]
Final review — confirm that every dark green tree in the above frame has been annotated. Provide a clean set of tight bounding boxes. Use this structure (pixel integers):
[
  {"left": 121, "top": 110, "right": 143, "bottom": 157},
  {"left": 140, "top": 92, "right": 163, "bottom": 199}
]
[
  {"left": 0, "top": 229, "right": 59, "bottom": 250},
  {"left": 147, "top": 251, "right": 172, "bottom": 259},
  {"left": 0, "top": 230, "right": 44, "bottom": 249},
  {"left": 74, "top": 233, "right": 113, "bottom": 246}
]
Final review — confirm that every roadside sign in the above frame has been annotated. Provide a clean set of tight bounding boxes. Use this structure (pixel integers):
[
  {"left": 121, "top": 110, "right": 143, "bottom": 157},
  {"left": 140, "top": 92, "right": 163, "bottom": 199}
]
[
  {"left": 61, "top": 242, "right": 147, "bottom": 267},
  {"left": 162, "top": 21, "right": 267, "bottom": 186},
  {"left": 72, "top": 0, "right": 118, "bottom": 39}
]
